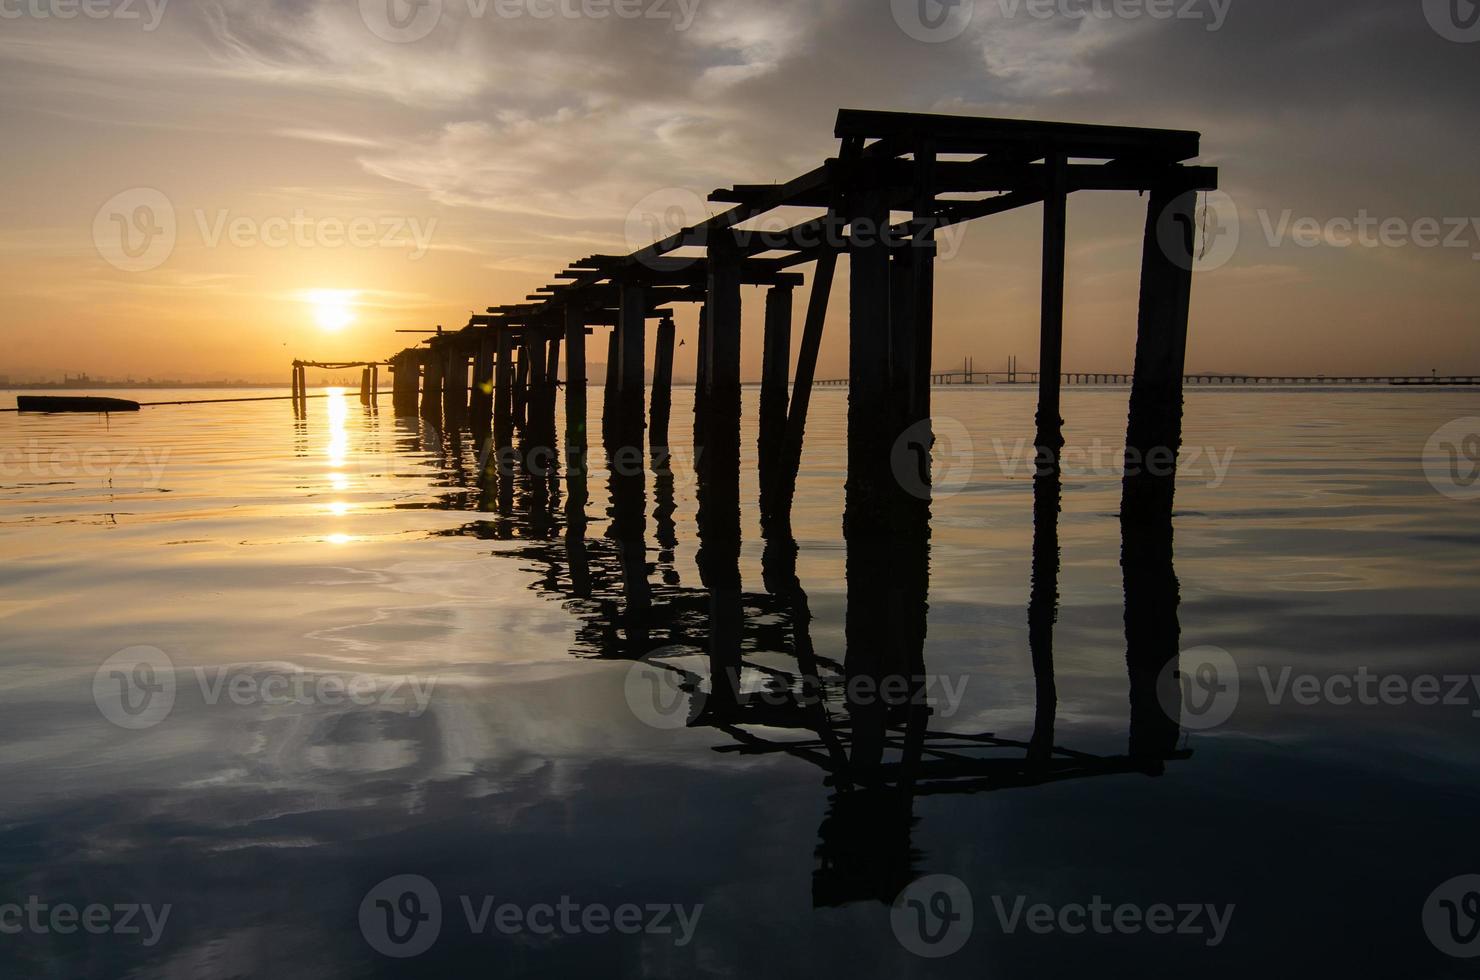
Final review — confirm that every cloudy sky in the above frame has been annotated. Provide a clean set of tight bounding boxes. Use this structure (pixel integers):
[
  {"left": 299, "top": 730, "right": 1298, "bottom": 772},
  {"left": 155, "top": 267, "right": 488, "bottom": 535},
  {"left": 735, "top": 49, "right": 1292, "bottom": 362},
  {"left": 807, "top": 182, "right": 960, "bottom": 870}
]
[{"left": 2, "top": 0, "right": 1477, "bottom": 381}]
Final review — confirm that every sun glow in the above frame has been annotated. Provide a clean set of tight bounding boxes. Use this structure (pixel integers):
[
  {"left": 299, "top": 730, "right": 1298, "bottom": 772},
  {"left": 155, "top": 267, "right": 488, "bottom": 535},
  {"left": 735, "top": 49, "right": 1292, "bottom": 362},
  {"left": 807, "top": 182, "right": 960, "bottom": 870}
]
[{"left": 308, "top": 289, "right": 358, "bottom": 332}]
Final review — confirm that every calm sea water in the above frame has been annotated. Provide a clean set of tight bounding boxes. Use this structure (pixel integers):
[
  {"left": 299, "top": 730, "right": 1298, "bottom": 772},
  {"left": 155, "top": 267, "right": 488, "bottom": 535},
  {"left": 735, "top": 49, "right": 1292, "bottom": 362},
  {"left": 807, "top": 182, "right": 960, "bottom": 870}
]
[{"left": 1, "top": 385, "right": 1477, "bottom": 978}]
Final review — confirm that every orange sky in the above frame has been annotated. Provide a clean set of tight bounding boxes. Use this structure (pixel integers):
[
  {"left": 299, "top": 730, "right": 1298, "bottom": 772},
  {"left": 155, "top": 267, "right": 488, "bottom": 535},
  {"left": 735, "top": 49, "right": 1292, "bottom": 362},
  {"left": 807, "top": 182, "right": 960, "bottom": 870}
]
[{"left": 1, "top": 0, "right": 1477, "bottom": 382}]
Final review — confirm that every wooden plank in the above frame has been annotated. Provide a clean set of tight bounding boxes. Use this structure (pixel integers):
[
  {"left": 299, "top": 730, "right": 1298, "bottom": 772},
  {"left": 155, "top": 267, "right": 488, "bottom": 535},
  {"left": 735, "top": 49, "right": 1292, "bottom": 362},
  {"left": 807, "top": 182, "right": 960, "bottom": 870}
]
[{"left": 835, "top": 109, "right": 1201, "bottom": 162}]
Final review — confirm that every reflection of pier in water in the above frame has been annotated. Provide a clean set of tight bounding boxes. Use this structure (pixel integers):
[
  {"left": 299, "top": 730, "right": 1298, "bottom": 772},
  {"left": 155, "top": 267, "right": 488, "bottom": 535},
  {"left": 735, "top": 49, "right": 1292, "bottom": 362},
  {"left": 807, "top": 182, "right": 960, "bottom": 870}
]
[{"left": 389, "top": 400, "right": 1191, "bottom": 906}]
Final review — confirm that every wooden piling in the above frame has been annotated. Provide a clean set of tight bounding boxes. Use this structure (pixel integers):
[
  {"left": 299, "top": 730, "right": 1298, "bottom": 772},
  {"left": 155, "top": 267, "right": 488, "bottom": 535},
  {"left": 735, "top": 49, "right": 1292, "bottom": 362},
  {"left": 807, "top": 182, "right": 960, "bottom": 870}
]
[
  {"left": 514, "top": 341, "right": 530, "bottom": 433},
  {"left": 421, "top": 350, "right": 443, "bottom": 429},
  {"left": 650, "top": 313, "right": 675, "bottom": 454},
  {"left": 758, "top": 285, "right": 793, "bottom": 512},
  {"left": 704, "top": 243, "right": 742, "bottom": 508},
  {"left": 1036, "top": 154, "right": 1068, "bottom": 462},
  {"left": 564, "top": 305, "right": 589, "bottom": 522},
  {"left": 291, "top": 362, "right": 302, "bottom": 415},
  {"left": 602, "top": 330, "right": 619, "bottom": 451},
  {"left": 493, "top": 330, "right": 514, "bottom": 452},
  {"left": 442, "top": 348, "right": 467, "bottom": 430},
  {"left": 776, "top": 246, "right": 838, "bottom": 517},
  {"left": 617, "top": 284, "right": 647, "bottom": 457},
  {"left": 470, "top": 336, "right": 494, "bottom": 437},
  {"left": 692, "top": 305, "right": 710, "bottom": 463},
  {"left": 845, "top": 185, "right": 893, "bottom": 532},
  {"left": 359, "top": 367, "right": 371, "bottom": 406},
  {"left": 1123, "top": 180, "right": 1196, "bottom": 522}
]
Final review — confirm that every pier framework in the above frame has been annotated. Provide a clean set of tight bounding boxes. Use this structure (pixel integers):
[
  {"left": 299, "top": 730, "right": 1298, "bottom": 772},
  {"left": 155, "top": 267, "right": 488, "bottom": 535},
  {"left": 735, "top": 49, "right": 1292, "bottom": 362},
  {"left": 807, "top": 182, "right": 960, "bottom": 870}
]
[{"left": 320, "top": 109, "right": 1217, "bottom": 534}]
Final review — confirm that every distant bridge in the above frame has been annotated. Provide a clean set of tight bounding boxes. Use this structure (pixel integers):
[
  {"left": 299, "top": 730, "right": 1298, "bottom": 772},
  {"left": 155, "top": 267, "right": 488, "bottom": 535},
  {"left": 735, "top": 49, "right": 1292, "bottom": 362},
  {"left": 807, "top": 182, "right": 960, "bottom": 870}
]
[{"left": 815, "top": 371, "right": 1480, "bottom": 387}]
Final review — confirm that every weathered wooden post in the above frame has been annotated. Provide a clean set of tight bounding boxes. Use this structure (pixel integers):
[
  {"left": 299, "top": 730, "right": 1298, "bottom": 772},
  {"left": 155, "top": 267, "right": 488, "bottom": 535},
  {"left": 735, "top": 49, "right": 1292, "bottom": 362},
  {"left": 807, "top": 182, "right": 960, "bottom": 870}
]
[
  {"left": 692, "top": 304, "right": 709, "bottom": 466},
  {"left": 564, "top": 305, "right": 588, "bottom": 524},
  {"left": 704, "top": 241, "right": 742, "bottom": 511},
  {"left": 370, "top": 364, "right": 379, "bottom": 409},
  {"left": 1123, "top": 179, "right": 1196, "bottom": 523},
  {"left": 616, "top": 283, "right": 647, "bottom": 462},
  {"left": 442, "top": 347, "right": 467, "bottom": 430},
  {"left": 650, "top": 312, "right": 675, "bottom": 458},
  {"left": 776, "top": 245, "right": 838, "bottom": 518},
  {"left": 291, "top": 361, "right": 302, "bottom": 415},
  {"left": 758, "top": 285, "right": 792, "bottom": 514},
  {"left": 844, "top": 184, "right": 893, "bottom": 531},
  {"left": 514, "top": 339, "right": 530, "bottom": 433},
  {"left": 601, "top": 330, "right": 619, "bottom": 452},
  {"left": 420, "top": 349, "right": 443, "bottom": 429},
  {"left": 359, "top": 367, "right": 371, "bottom": 406},
  {"left": 470, "top": 335, "right": 494, "bottom": 438},
  {"left": 493, "top": 330, "right": 514, "bottom": 454},
  {"left": 544, "top": 329, "right": 562, "bottom": 452},
  {"left": 1036, "top": 153, "right": 1068, "bottom": 468}
]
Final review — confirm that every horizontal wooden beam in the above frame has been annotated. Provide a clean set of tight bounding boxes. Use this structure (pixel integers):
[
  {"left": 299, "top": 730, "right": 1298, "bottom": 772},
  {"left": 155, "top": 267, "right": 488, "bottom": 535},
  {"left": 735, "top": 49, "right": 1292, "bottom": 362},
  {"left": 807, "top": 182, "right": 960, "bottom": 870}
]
[{"left": 835, "top": 108, "right": 1201, "bottom": 162}]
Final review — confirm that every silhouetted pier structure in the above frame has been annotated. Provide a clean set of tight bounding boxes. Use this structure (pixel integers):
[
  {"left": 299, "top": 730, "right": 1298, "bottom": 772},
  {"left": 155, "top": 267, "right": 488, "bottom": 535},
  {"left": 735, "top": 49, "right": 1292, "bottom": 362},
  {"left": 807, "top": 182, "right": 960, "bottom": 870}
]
[
  {"left": 291, "top": 360, "right": 388, "bottom": 417},
  {"left": 321, "top": 110, "right": 1218, "bottom": 543},
  {"left": 289, "top": 108, "right": 1221, "bottom": 905}
]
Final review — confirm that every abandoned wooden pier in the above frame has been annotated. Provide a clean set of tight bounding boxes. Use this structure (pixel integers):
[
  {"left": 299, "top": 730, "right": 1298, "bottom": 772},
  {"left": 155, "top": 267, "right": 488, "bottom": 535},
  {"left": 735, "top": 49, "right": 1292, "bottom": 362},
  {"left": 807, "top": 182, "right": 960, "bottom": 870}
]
[{"left": 299, "top": 109, "right": 1219, "bottom": 531}]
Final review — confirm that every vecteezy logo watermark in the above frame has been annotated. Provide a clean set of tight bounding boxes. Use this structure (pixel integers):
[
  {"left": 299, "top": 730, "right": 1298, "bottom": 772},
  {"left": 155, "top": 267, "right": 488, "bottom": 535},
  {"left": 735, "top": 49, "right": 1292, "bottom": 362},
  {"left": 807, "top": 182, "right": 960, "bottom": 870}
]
[
  {"left": 892, "top": 417, "right": 975, "bottom": 500},
  {"left": 988, "top": 437, "right": 1237, "bottom": 488},
  {"left": 93, "top": 188, "right": 438, "bottom": 272},
  {"left": 1425, "top": 875, "right": 1480, "bottom": 958},
  {"left": 992, "top": 895, "right": 1235, "bottom": 947},
  {"left": 0, "top": 0, "right": 169, "bottom": 30},
  {"left": 891, "top": 875, "right": 974, "bottom": 958},
  {"left": 1156, "top": 646, "right": 1239, "bottom": 731},
  {"left": 359, "top": 0, "right": 701, "bottom": 43},
  {"left": 624, "top": 654, "right": 705, "bottom": 730},
  {"left": 359, "top": 876, "right": 704, "bottom": 958},
  {"left": 891, "top": 0, "right": 974, "bottom": 43},
  {"left": 93, "top": 647, "right": 177, "bottom": 730},
  {"left": 1257, "top": 210, "right": 1480, "bottom": 260},
  {"left": 624, "top": 658, "right": 972, "bottom": 731},
  {"left": 193, "top": 210, "right": 438, "bottom": 259},
  {"left": 94, "top": 188, "right": 176, "bottom": 273},
  {"left": 92, "top": 648, "right": 439, "bottom": 730},
  {"left": 360, "top": 875, "right": 443, "bottom": 958},
  {"left": 1158, "top": 189, "right": 1240, "bottom": 272},
  {"left": 1424, "top": 418, "right": 1480, "bottom": 501},
  {"left": 1256, "top": 667, "right": 1480, "bottom": 716},
  {"left": 1424, "top": 0, "right": 1480, "bottom": 42},
  {"left": 0, "top": 897, "right": 172, "bottom": 947},
  {"left": 893, "top": 0, "right": 1232, "bottom": 42},
  {"left": 623, "top": 187, "right": 709, "bottom": 266},
  {"left": 1, "top": 442, "right": 171, "bottom": 483}
]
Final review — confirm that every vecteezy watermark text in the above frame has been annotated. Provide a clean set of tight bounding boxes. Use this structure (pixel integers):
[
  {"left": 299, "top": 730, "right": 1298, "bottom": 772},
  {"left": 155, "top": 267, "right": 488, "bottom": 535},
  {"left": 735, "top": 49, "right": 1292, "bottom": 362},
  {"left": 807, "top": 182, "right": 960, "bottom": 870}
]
[
  {"left": 0, "top": 442, "right": 170, "bottom": 483},
  {"left": 992, "top": 895, "right": 1235, "bottom": 947},
  {"left": 358, "top": 0, "right": 701, "bottom": 43},
  {"left": 0, "top": 0, "right": 168, "bottom": 30},
  {"left": 0, "top": 897, "right": 171, "bottom": 947},
  {"left": 1258, "top": 210, "right": 1480, "bottom": 260},
  {"left": 625, "top": 654, "right": 970, "bottom": 731},
  {"left": 359, "top": 875, "right": 702, "bottom": 958},
  {"left": 93, "top": 188, "right": 438, "bottom": 273},
  {"left": 93, "top": 647, "right": 438, "bottom": 730},
  {"left": 890, "top": 0, "right": 1230, "bottom": 43}
]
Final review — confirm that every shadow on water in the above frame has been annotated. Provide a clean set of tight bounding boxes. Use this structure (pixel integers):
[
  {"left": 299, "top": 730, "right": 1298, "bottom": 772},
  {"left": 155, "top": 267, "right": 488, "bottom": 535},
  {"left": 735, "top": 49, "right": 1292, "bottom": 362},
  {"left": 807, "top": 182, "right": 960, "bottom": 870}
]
[{"left": 389, "top": 410, "right": 1192, "bottom": 909}]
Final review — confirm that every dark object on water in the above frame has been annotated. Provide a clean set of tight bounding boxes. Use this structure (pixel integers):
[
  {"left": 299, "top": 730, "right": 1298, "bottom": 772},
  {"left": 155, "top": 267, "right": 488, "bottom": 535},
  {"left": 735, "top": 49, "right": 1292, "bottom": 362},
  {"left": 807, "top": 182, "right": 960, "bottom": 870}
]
[{"left": 17, "top": 396, "right": 141, "bottom": 413}]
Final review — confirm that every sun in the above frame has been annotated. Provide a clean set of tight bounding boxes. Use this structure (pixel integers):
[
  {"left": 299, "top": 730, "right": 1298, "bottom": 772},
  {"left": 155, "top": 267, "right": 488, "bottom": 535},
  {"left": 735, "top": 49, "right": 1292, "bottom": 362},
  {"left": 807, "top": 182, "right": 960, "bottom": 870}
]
[{"left": 307, "top": 289, "right": 358, "bottom": 333}]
